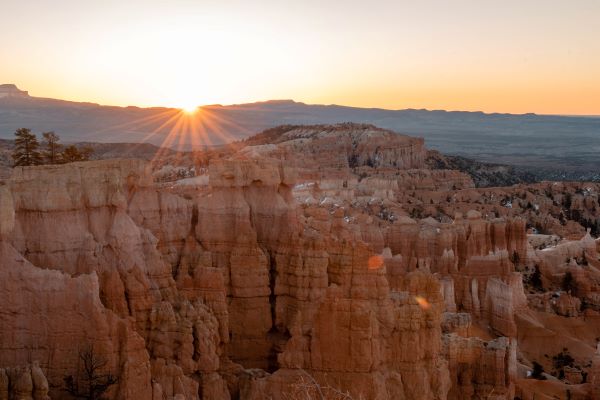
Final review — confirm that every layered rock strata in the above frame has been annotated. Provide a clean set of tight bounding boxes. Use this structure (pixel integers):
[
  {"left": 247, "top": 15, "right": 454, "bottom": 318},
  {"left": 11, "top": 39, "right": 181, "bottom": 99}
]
[{"left": 1, "top": 123, "right": 600, "bottom": 399}]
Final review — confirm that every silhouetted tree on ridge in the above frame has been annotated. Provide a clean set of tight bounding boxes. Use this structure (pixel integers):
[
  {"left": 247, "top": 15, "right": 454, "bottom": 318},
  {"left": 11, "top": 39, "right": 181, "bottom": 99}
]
[
  {"left": 12, "top": 128, "right": 95, "bottom": 167},
  {"left": 12, "top": 128, "right": 43, "bottom": 166},
  {"left": 62, "top": 144, "right": 94, "bottom": 163},
  {"left": 42, "top": 131, "right": 63, "bottom": 164}
]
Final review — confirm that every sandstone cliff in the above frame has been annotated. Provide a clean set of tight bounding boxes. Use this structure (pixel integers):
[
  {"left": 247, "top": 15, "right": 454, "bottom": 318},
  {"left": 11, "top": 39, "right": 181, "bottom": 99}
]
[{"left": 0, "top": 123, "right": 598, "bottom": 399}]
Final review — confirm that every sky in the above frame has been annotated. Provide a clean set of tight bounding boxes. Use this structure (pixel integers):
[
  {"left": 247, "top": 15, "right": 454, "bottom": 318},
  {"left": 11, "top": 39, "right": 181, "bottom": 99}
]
[{"left": 1, "top": 0, "right": 599, "bottom": 115}]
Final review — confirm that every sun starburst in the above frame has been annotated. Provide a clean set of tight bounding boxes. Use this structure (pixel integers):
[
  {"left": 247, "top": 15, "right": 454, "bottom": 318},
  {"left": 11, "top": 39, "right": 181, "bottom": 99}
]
[{"left": 181, "top": 104, "right": 198, "bottom": 115}]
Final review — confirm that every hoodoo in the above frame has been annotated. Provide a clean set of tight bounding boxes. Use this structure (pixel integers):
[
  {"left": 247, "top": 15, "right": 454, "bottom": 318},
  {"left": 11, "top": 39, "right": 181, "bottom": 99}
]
[{"left": 1, "top": 124, "right": 599, "bottom": 399}]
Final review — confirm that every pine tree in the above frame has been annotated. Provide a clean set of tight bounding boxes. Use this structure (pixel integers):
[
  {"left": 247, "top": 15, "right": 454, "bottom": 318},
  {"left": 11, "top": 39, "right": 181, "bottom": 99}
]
[
  {"left": 42, "top": 131, "right": 62, "bottom": 164},
  {"left": 62, "top": 145, "right": 94, "bottom": 163},
  {"left": 62, "top": 145, "right": 83, "bottom": 163},
  {"left": 79, "top": 145, "right": 94, "bottom": 161},
  {"left": 12, "top": 128, "right": 42, "bottom": 166}
]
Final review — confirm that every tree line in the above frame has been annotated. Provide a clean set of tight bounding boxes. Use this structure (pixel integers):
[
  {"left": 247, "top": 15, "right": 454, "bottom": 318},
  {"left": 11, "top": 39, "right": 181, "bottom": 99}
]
[{"left": 12, "top": 128, "right": 94, "bottom": 167}]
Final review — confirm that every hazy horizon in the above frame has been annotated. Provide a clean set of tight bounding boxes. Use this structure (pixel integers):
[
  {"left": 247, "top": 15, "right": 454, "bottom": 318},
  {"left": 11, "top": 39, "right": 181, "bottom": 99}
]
[
  {"left": 2, "top": 0, "right": 599, "bottom": 115},
  {"left": 4, "top": 84, "right": 600, "bottom": 118}
]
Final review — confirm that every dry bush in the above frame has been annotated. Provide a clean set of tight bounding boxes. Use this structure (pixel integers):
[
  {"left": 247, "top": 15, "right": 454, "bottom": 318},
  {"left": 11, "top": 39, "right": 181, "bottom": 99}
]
[{"left": 283, "top": 370, "right": 357, "bottom": 400}]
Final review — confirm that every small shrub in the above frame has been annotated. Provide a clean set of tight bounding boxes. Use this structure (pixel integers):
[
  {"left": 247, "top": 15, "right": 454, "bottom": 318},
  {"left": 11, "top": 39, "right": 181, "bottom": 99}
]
[
  {"left": 531, "top": 361, "right": 547, "bottom": 380},
  {"left": 552, "top": 349, "right": 575, "bottom": 370},
  {"left": 526, "top": 265, "right": 543, "bottom": 292},
  {"left": 561, "top": 271, "right": 577, "bottom": 294}
]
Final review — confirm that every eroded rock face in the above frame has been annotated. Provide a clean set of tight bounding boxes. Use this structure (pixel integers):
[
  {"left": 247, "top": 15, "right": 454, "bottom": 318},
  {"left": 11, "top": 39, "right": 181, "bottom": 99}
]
[
  {"left": 3, "top": 160, "right": 223, "bottom": 399},
  {"left": 2, "top": 124, "right": 600, "bottom": 399},
  {"left": 0, "top": 157, "right": 456, "bottom": 399},
  {"left": 241, "top": 269, "right": 451, "bottom": 400},
  {"left": 443, "top": 335, "right": 516, "bottom": 400},
  {"left": 0, "top": 362, "right": 50, "bottom": 400},
  {"left": 591, "top": 345, "right": 600, "bottom": 398},
  {"left": 240, "top": 123, "right": 427, "bottom": 173}
]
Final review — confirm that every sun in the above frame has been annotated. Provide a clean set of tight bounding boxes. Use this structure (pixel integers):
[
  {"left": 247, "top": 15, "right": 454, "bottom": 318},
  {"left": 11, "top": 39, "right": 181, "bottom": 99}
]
[{"left": 180, "top": 104, "right": 199, "bottom": 114}]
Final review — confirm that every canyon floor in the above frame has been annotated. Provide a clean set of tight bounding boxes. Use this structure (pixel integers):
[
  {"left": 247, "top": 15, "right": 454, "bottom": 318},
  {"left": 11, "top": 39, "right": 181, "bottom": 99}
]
[{"left": 1, "top": 123, "right": 600, "bottom": 400}]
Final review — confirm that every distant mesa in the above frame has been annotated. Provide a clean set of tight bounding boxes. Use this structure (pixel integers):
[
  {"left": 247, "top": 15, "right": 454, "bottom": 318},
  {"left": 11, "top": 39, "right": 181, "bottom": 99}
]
[{"left": 0, "top": 84, "right": 29, "bottom": 98}]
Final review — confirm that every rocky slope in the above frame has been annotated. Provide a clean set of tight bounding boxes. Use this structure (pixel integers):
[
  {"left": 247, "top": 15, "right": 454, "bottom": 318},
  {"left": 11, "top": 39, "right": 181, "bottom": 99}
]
[
  {"left": 0, "top": 123, "right": 599, "bottom": 399},
  {"left": 426, "top": 150, "right": 539, "bottom": 188}
]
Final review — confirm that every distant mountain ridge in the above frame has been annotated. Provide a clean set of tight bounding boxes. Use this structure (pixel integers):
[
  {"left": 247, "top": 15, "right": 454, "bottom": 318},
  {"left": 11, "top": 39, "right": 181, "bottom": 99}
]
[{"left": 1, "top": 85, "right": 599, "bottom": 178}]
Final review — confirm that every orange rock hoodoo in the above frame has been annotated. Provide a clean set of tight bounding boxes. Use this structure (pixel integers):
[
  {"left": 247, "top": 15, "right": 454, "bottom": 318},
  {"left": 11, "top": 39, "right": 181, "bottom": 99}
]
[{"left": 1, "top": 124, "right": 599, "bottom": 399}]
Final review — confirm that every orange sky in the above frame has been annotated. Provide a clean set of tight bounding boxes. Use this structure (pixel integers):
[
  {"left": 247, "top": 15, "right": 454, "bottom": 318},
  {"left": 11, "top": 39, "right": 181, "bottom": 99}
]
[{"left": 1, "top": 0, "right": 599, "bottom": 115}]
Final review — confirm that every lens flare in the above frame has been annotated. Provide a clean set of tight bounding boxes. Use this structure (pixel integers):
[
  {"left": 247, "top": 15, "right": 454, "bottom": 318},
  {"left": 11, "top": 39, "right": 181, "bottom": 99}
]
[
  {"left": 415, "top": 296, "right": 431, "bottom": 310},
  {"left": 368, "top": 255, "right": 384, "bottom": 270}
]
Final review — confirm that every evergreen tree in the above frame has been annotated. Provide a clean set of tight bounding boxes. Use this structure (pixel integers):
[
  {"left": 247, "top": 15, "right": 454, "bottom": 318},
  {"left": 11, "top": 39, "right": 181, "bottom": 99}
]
[
  {"left": 42, "top": 131, "right": 62, "bottom": 164},
  {"left": 12, "top": 128, "right": 42, "bottom": 166},
  {"left": 79, "top": 145, "right": 94, "bottom": 161},
  {"left": 62, "top": 145, "right": 82, "bottom": 163},
  {"left": 62, "top": 145, "right": 94, "bottom": 163}
]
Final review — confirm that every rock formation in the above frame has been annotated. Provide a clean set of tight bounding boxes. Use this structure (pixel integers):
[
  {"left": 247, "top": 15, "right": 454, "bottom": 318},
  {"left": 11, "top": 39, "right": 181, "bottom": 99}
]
[
  {"left": 0, "top": 123, "right": 599, "bottom": 399},
  {"left": 0, "top": 362, "right": 50, "bottom": 400}
]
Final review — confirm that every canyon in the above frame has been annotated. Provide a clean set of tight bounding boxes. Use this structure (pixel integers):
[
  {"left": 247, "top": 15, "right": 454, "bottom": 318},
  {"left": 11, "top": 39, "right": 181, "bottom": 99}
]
[{"left": 1, "top": 124, "right": 600, "bottom": 399}]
